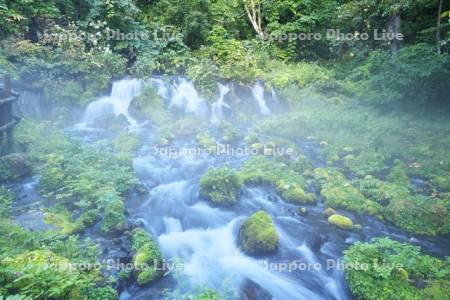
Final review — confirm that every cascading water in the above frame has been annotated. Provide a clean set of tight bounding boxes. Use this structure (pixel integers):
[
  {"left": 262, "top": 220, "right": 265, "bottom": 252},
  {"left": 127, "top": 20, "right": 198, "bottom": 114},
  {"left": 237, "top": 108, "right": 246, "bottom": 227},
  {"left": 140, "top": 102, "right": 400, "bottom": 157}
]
[
  {"left": 70, "top": 76, "right": 450, "bottom": 299},
  {"left": 170, "top": 79, "right": 208, "bottom": 117},
  {"left": 80, "top": 78, "right": 142, "bottom": 127},
  {"left": 210, "top": 83, "right": 231, "bottom": 123},
  {"left": 251, "top": 81, "right": 271, "bottom": 115},
  {"left": 17, "top": 90, "right": 42, "bottom": 116}
]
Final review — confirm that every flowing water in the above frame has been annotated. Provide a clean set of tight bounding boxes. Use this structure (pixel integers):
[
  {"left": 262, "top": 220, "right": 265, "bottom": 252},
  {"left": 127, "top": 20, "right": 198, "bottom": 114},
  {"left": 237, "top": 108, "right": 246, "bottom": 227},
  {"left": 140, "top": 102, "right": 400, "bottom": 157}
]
[{"left": 12, "top": 77, "right": 449, "bottom": 300}]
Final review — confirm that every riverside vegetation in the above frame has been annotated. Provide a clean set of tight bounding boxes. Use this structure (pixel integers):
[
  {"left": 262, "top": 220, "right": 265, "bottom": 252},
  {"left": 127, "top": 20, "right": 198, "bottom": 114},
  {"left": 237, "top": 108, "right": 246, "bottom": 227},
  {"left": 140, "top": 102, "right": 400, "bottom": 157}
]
[{"left": 0, "top": 0, "right": 450, "bottom": 299}]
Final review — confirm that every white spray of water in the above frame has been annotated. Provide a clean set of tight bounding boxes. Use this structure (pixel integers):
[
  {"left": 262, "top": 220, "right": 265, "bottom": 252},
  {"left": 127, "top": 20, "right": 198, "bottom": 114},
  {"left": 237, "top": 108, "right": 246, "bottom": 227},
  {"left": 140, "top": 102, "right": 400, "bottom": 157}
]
[
  {"left": 170, "top": 79, "right": 207, "bottom": 117},
  {"left": 158, "top": 218, "right": 323, "bottom": 300},
  {"left": 251, "top": 82, "right": 271, "bottom": 115},
  {"left": 211, "top": 83, "right": 231, "bottom": 123},
  {"left": 150, "top": 78, "right": 170, "bottom": 99},
  {"left": 81, "top": 78, "right": 142, "bottom": 127}
]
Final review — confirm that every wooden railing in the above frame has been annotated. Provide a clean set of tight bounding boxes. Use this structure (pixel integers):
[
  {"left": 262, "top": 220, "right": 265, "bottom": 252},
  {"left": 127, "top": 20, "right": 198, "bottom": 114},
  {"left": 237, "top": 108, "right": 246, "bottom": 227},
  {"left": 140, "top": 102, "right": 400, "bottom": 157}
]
[{"left": 0, "top": 75, "right": 21, "bottom": 154}]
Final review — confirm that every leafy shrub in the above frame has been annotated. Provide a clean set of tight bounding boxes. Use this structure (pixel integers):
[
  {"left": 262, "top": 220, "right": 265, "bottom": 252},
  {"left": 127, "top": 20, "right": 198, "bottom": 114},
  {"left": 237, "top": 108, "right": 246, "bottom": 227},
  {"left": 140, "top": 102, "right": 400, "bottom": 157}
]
[
  {"left": 356, "top": 44, "right": 450, "bottom": 106},
  {"left": 0, "top": 187, "right": 13, "bottom": 218},
  {"left": 199, "top": 166, "right": 243, "bottom": 206},
  {"left": 238, "top": 211, "right": 279, "bottom": 255},
  {"left": 344, "top": 238, "right": 450, "bottom": 300}
]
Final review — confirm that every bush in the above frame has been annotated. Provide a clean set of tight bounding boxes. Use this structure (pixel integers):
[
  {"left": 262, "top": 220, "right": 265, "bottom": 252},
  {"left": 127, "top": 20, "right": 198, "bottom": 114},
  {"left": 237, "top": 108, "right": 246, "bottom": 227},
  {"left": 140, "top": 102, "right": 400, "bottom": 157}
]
[
  {"left": 356, "top": 44, "right": 450, "bottom": 106},
  {"left": 129, "top": 85, "right": 171, "bottom": 126},
  {"left": 0, "top": 188, "right": 13, "bottom": 218},
  {"left": 238, "top": 211, "right": 279, "bottom": 255},
  {"left": 199, "top": 166, "right": 243, "bottom": 206},
  {"left": 343, "top": 238, "right": 450, "bottom": 300}
]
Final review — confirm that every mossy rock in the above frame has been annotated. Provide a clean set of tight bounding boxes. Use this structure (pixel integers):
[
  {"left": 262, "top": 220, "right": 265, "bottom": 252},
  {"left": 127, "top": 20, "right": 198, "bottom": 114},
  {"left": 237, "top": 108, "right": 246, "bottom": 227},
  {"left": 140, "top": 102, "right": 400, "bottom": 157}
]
[
  {"left": 199, "top": 166, "right": 243, "bottom": 206},
  {"left": 131, "top": 228, "right": 163, "bottom": 286},
  {"left": 328, "top": 214, "right": 353, "bottom": 229},
  {"left": 0, "top": 153, "right": 32, "bottom": 181},
  {"left": 238, "top": 211, "right": 279, "bottom": 255}
]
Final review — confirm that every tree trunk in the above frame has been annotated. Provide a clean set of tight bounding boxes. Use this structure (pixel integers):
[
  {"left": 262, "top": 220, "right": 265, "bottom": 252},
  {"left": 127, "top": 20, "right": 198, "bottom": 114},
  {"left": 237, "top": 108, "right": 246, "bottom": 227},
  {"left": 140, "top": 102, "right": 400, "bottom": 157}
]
[
  {"left": 243, "top": 0, "right": 264, "bottom": 38},
  {"left": 388, "top": 14, "right": 402, "bottom": 56},
  {"left": 437, "top": 0, "right": 443, "bottom": 54}
]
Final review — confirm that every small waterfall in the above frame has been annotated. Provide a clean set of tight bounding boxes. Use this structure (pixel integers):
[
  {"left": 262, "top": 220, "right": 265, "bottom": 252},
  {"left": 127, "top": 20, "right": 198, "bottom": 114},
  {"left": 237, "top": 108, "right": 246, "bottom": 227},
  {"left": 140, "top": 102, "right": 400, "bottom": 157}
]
[
  {"left": 170, "top": 79, "right": 208, "bottom": 117},
  {"left": 210, "top": 83, "right": 231, "bottom": 123},
  {"left": 17, "top": 90, "right": 42, "bottom": 116},
  {"left": 81, "top": 78, "right": 142, "bottom": 127},
  {"left": 251, "top": 82, "right": 271, "bottom": 115},
  {"left": 150, "top": 78, "right": 170, "bottom": 99}
]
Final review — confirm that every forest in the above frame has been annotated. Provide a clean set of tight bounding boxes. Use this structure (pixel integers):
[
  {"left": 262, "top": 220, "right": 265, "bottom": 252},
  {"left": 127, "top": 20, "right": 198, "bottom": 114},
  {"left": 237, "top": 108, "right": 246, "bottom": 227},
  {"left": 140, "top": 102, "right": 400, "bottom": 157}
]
[{"left": 0, "top": 0, "right": 449, "bottom": 299}]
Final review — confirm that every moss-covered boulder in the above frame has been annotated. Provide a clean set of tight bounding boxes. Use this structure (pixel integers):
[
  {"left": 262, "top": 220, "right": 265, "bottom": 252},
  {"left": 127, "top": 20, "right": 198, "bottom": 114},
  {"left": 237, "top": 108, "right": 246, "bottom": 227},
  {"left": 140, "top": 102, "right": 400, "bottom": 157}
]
[
  {"left": 131, "top": 228, "right": 163, "bottom": 286},
  {"left": 0, "top": 153, "right": 32, "bottom": 181},
  {"left": 196, "top": 133, "right": 217, "bottom": 154},
  {"left": 199, "top": 166, "right": 243, "bottom": 206},
  {"left": 238, "top": 211, "right": 279, "bottom": 255},
  {"left": 328, "top": 214, "right": 353, "bottom": 229}
]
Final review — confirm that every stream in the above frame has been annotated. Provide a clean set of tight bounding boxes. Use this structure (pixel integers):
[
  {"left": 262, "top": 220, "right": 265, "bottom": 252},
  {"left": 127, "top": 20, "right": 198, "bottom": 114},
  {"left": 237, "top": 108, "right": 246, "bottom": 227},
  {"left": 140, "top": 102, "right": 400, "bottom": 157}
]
[{"left": 11, "top": 78, "right": 450, "bottom": 300}]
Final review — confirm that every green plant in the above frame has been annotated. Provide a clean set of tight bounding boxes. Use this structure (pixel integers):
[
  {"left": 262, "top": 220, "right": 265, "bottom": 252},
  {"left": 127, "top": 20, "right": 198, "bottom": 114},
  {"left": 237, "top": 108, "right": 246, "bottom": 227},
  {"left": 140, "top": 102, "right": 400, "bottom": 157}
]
[{"left": 199, "top": 166, "right": 243, "bottom": 206}]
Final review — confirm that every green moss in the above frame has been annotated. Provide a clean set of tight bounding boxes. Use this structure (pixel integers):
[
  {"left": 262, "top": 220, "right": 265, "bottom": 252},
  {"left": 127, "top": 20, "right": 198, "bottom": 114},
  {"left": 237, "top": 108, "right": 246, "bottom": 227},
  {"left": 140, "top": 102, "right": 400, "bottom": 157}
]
[
  {"left": 239, "top": 156, "right": 315, "bottom": 205},
  {"left": 343, "top": 150, "right": 387, "bottom": 177},
  {"left": 314, "top": 168, "right": 382, "bottom": 215},
  {"left": 358, "top": 176, "right": 409, "bottom": 205},
  {"left": 199, "top": 167, "right": 243, "bottom": 206},
  {"left": 327, "top": 214, "right": 353, "bottom": 229},
  {"left": 44, "top": 209, "right": 80, "bottom": 235},
  {"left": 239, "top": 211, "right": 279, "bottom": 255},
  {"left": 131, "top": 229, "right": 163, "bottom": 286}
]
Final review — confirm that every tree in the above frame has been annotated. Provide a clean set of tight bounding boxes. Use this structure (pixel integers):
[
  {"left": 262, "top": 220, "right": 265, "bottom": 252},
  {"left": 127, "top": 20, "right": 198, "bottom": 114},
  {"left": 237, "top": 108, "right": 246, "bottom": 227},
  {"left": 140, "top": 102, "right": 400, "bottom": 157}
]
[{"left": 242, "top": 0, "right": 264, "bottom": 38}]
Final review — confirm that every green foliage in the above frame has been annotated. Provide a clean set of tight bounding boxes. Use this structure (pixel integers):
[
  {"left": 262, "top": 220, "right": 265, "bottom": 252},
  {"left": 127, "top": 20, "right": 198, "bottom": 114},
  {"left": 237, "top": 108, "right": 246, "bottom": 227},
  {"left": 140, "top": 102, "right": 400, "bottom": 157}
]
[
  {"left": 199, "top": 166, "right": 243, "bottom": 206},
  {"left": 112, "top": 132, "right": 142, "bottom": 154},
  {"left": 0, "top": 187, "right": 13, "bottom": 218},
  {"left": 239, "top": 211, "right": 279, "bottom": 255},
  {"left": 239, "top": 156, "right": 315, "bottom": 205},
  {"left": 386, "top": 195, "right": 450, "bottom": 236},
  {"left": 343, "top": 238, "right": 450, "bottom": 300},
  {"left": 131, "top": 228, "right": 163, "bottom": 286},
  {"left": 354, "top": 44, "right": 450, "bottom": 106},
  {"left": 129, "top": 85, "right": 171, "bottom": 125},
  {"left": 16, "top": 120, "right": 136, "bottom": 235}
]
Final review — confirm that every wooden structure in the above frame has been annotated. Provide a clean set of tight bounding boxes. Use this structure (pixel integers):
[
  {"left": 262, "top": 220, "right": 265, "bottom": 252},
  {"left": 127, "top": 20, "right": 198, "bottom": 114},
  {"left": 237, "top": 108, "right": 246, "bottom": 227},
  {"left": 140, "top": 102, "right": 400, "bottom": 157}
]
[{"left": 0, "top": 75, "right": 20, "bottom": 153}]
